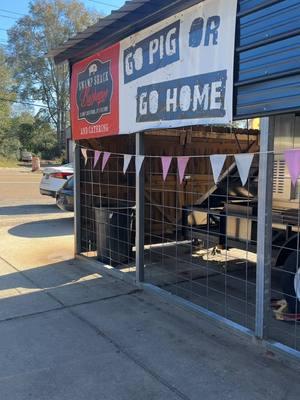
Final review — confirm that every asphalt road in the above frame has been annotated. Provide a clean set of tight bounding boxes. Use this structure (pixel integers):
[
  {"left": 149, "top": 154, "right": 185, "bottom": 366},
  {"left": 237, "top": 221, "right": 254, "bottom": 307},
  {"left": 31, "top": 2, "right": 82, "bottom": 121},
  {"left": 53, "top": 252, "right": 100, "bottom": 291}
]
[
  {"left": 0, "top": 167, "right": 52, "bottom": 205},
  {"left": 0, "top": 168, "right": 300, "bottom": 400},
  {"left": 0, "top": 167, "right": 74, "bottom": 265}
]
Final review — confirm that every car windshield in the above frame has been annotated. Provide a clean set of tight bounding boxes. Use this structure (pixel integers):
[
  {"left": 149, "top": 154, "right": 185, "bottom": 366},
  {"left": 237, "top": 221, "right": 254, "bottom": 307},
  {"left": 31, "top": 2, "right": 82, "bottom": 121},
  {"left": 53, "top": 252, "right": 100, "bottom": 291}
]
[
  {"left": 64, "top": 176, "right": 74, "bottom": 190},
  {"left": 63, "top": 163, "right": 73, "bottom": 169}
]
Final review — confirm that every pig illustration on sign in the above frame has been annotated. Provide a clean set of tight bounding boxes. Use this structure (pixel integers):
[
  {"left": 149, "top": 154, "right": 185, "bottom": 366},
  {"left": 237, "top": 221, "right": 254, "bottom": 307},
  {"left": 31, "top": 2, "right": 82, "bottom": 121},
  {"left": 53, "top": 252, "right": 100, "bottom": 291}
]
[{"left": 89, "top": 63, "right": 98, "bottom": 75}]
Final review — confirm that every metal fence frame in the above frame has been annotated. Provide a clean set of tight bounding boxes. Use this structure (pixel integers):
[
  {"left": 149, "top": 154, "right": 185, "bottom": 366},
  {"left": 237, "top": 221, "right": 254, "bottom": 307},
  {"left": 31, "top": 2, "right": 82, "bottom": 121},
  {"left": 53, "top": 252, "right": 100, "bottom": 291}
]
[
  {"left": 255, "top": 117, "right": 274, "bottom": 339},
  {"left": 74, "top": 117, "right": 300, "bottom": 361}
]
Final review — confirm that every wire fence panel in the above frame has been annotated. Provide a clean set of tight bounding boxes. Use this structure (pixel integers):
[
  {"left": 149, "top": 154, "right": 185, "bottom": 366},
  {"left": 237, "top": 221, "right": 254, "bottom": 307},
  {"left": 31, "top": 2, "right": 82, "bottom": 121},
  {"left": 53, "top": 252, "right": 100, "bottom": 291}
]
[
  {"left": 80, "top": 141, "right": 137, "bottom": 274},
  {"left": 143, "top": 153, "right": 258, "bottom": 331},
  {"left": 77, "top": 131, "right": 300, "bottom": 357},
  {"left": 269, "top": 153, "right": 300, "bottom": 352}
]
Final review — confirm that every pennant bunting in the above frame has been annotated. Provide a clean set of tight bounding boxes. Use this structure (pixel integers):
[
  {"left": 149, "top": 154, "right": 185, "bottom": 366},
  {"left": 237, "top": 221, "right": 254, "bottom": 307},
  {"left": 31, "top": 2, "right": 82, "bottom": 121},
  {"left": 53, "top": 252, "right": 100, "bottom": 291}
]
[
  {"left": 161, "top": 156, "right": 172, "bottom": 182},
  {"left": 135, "top": 155, "right": 145, "bottom": 176},
  {"left": 123, "top": 154, "right": 132, "bottom": 174},
  {"left": 284, "top": 149, "right": 300, "bottom": 187},
  {"left": 234, "top": 153, "right": 254, "bottom": 186},
  {"left": 93, "top": 150, "right": 101, "bottom": 168},
  {"left": 210, "top": 154, "right": 226, "bottom": 185},
  {"left": 81, "top": 148, "right": 88, "bottom": 165},
  {"left": 177, "top": 156, "right": 190, "bottom": 184},
  {"left": 101, "top": 152, "right": 111, "bottom": 172}
]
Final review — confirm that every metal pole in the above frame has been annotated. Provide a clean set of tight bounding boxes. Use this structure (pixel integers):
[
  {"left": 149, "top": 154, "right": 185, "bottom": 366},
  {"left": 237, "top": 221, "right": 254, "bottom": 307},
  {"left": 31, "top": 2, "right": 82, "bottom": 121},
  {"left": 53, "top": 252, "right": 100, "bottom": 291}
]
[
  {"left": 69, "top": 61, "right": 81, "bottom": 257},
  {"left": 136, "top": 132, "right": 145, "bottom": 282},
  {"left": 255, "top": 116, "right": 275, "bottom": 339},
  {"left": 74, "top": 142, "right": 82, "bottom": 256}
]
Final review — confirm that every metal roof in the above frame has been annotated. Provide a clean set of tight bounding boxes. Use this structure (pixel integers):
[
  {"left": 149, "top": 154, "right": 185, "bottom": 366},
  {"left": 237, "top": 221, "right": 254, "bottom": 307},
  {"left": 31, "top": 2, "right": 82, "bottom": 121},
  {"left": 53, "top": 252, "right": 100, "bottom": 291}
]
[{"left": 50, "top": 0, "right": 203, "bottom": 65}]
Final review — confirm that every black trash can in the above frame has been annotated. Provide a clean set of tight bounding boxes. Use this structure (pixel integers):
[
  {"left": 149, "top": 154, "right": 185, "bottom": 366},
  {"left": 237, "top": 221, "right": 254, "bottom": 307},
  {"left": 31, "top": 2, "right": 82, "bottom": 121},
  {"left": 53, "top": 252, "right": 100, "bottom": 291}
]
[{"left": 94, "top": 204, "right": 135, "bottom": 266}]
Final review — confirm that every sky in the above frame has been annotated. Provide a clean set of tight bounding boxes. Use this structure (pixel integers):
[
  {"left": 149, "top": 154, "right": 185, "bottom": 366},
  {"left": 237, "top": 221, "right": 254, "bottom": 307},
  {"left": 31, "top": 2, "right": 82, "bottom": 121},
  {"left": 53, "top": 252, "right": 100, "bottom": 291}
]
[{"left": 0, "top": 0, "right": 125, "bottom": 46}]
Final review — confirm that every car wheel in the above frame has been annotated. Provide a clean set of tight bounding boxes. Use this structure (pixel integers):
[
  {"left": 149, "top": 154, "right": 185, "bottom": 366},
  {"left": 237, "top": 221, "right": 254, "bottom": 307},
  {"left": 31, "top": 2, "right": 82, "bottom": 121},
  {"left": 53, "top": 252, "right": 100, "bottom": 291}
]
[{"left": 281, "top": 251, "right": 300, "bottom": 314}]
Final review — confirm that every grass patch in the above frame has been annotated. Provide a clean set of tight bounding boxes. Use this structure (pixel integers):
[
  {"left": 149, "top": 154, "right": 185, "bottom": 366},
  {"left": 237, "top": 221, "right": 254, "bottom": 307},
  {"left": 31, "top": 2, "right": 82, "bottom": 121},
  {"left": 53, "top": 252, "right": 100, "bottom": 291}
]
[{"left": 0, "top": 158, "right": 19, "bottom": 168}]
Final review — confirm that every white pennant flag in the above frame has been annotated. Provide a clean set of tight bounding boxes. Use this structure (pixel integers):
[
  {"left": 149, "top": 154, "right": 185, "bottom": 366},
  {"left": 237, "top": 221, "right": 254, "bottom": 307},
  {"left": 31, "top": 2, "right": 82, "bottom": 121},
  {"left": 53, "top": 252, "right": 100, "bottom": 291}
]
[
  {"left": 210, "top": 154, "right": 226, "bottom": 185},
  {"left": 81, "top": 148, "right": 88, "bottom": 165},
  {"left": 123, "top": 154, "right": 132, "bottom": 174},
  {"left": 234, "top": 154, "right": 254, "bottom": 186},
  {"left": 135, "top": 155, "right": 145, "bottom": 176}
]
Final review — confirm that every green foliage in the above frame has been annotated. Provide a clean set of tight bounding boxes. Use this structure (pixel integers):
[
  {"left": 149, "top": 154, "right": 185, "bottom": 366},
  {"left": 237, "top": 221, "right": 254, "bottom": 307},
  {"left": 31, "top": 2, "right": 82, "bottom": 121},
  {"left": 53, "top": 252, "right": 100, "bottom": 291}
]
[
  {"left": 0, "top": 104, "right": 60, "bottom": 161},
  {"left": 30, "top": 118, "right": 60, "bottom": 159},
  {"left": 0, "top": 49, "right": 14, "bottom": 119},
  {"left": 7, "top": 0, "right": 99, "bottom": 148},
  {"left": 0, "top": 1, "right": 98, "bottom": 160},
  {"left": 0, "top": 48, "right": 20, "bottom": 159},
  {"left": 0, "top": 136, "right": 21, "bottom": 159},
  {"left": 12, "top": 114, "right": 60, "bottom": 159}
]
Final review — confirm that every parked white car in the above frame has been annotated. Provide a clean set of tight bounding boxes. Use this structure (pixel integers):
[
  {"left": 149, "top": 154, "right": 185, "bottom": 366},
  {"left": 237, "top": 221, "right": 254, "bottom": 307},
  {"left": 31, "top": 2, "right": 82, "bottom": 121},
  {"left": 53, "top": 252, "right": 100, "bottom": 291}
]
[{"left": 40, "top": 163, "right": 74, "bottom": 198}]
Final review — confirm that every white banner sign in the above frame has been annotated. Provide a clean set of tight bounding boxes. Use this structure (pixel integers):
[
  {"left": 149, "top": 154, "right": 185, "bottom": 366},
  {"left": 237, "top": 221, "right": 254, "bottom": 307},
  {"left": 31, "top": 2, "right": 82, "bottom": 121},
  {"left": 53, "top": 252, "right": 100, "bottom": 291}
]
[
  {"left": 71, "top": 0, "right": 238, "bottom": 140},
  {"left": 119, "top": 0, "right": 237, "bottom": 134}
]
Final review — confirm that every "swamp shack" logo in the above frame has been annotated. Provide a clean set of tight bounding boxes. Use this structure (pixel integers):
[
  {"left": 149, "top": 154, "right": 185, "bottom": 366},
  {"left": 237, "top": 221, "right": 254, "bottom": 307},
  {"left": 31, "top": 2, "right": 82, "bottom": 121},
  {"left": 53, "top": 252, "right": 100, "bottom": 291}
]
[{"left": 76, "top": 59, "right": 113, "bottom": 124}]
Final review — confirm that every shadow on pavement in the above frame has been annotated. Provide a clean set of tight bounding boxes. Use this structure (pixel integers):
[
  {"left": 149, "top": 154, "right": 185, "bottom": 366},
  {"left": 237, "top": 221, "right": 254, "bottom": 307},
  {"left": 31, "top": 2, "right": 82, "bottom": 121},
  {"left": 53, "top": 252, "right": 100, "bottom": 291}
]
[
  {"left": 8, "top": 217, "right": 74, "bottom": 238},
  {"left": 0, "top": 258, "right": 130, "bottom": 321},
  {"left": 0, "top": 259, "right": 92, "bottom": 292},
  {"left": 0, "top": 204, "right": 65, "bottom": 216}
]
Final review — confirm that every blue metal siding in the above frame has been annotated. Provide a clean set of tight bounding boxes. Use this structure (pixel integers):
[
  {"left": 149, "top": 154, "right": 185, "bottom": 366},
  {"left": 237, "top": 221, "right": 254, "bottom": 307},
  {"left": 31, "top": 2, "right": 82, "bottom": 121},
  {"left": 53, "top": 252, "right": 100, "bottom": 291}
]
[
  {"left": 236, "top": 75, "right": 300, "bottom": 118},
  {"left": 238, "top": 0, "right": 279, "bottom": 15},
  {"left": 235, "top": 0, "right": 300, "bottom": 118},
  {"left": 237, "top": 35, "right": 300, "bottom": 84},
  {"left": 238, "top": 0, "right": 300, "bottom": 48}
]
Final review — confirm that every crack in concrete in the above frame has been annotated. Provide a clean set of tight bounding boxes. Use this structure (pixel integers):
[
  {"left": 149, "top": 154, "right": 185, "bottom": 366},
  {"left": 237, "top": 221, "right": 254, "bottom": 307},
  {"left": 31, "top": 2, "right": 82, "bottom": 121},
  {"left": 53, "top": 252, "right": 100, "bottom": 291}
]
[
  {"left": 0, "top": 255, "right": 191, "bottom": 400},
  {"left": 67, "top": 307, "right": 192, "bottom": 400},
  {"left": 0, "top": 290, "right": 141, "bottom": 324}
]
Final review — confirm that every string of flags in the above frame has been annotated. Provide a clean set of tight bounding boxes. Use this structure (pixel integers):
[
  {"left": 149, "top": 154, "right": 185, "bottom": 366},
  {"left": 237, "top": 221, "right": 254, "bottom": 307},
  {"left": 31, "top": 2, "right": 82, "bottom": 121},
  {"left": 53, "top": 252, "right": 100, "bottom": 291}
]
[{"left": 80, "top": 147, "right": 300, "bottom": 187}]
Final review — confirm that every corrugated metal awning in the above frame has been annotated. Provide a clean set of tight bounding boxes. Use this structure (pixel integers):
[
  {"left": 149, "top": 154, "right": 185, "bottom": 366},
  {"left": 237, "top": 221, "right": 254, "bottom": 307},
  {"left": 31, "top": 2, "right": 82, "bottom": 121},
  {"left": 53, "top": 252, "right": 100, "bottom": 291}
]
[{"left": 50, "top": 0, "right": 203, "bottom": 65}]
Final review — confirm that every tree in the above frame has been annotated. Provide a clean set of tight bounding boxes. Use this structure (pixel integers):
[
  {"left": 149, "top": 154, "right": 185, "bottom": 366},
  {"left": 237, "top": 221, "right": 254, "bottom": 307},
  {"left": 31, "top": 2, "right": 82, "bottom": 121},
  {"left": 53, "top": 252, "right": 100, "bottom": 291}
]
[
  {"left": 11, "top": 112, "right": 60, "bottom": 159},
  {"left": 7, "top": 0, "right": 99, "bottom": 151},
  {"left": 0, "top": 48, "right": 20, "bottom": 158},
  {"left": 31, "top": 118, "right": 59, "bottom": 159}
]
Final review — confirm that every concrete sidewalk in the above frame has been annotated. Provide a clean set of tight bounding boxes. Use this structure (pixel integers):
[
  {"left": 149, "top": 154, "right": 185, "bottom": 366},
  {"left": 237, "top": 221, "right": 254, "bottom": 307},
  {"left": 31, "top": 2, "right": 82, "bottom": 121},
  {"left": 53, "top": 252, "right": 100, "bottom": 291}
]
[
  {"left": 1, "top": 254, "right": 300, "bottom": 400},
  {"left": 0, "top": 168, "right": 300, "bottom": 400}
]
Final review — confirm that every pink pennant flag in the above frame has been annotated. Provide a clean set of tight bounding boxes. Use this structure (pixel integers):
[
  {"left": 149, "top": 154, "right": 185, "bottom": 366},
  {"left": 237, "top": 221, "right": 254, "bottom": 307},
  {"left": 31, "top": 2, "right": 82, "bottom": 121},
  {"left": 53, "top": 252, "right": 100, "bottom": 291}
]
[
  {"left": 81, "top": 148, "right": 88, "bottom": 165},
  {"left": 101, "top": 152, "right": 111, "bottom": 172},
  {"left": 93, "top": 150, "right": 101, "bottom": 168},
  {"left": 285, "top": 149, "right": 300, "bottom": 187},
  {"left": 177, "top": 156, "right": 189, "bottom": 184},
  {"left": 161, "top": 156, "right": 172, "bottom": 182}
]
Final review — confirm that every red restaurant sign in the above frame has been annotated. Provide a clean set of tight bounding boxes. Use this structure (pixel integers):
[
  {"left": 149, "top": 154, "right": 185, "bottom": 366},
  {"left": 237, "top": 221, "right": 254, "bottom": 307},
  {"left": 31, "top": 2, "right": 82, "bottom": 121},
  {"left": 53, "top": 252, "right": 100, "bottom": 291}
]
[{"left": 71, "top": 43, "right": 120, "bottom": 140}]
